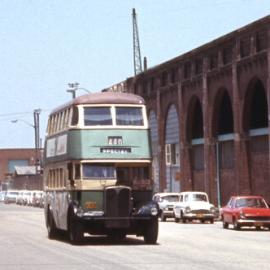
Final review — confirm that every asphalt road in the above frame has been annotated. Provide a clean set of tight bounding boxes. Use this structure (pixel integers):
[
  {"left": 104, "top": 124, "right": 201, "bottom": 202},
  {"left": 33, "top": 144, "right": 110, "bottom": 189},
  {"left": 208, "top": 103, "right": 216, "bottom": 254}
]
[{"left": 0, "top": 203, "right": 269, "bottom": 270}]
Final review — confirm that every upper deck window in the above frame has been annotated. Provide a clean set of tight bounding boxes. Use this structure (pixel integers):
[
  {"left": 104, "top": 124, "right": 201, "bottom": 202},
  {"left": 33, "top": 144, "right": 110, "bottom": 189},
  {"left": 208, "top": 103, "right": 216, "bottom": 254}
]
[
  {"left": 84, "top": 107, "right": 112, "bottom": 126},
  {"left": 116, "top": 107, "right": 143, "bottom": 126}
]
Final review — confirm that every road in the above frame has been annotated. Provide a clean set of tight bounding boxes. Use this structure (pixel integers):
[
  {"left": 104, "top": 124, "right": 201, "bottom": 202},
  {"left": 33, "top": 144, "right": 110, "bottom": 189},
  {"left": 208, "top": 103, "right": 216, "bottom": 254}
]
[{"left": 0, "top": 203, "right": 269, "bottom": 270}]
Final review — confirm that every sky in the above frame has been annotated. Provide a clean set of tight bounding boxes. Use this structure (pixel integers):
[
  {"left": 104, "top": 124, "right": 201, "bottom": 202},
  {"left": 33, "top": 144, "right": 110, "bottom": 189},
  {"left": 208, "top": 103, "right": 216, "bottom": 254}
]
[{"left": 0, "top": 0, "right": 269, "bottom": 148}]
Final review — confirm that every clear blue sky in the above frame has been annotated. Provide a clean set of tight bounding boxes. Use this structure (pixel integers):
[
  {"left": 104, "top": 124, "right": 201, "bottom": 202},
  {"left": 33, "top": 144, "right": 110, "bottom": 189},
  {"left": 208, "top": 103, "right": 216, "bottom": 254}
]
[{"left": 0, "top": 0, "right": 269, "bottom": 148}]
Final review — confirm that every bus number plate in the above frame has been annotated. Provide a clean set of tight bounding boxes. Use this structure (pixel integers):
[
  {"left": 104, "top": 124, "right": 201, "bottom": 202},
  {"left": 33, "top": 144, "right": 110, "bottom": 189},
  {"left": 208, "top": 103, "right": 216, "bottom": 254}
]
[{"left": 85, "top": 201, "right": 97, "bottom": 209}]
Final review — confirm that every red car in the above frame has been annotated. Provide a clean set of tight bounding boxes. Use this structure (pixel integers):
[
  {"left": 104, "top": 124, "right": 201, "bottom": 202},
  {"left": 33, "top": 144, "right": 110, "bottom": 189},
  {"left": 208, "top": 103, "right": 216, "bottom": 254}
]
[{"left": 221, "top": 196, "right": 270, "bottom": 230}]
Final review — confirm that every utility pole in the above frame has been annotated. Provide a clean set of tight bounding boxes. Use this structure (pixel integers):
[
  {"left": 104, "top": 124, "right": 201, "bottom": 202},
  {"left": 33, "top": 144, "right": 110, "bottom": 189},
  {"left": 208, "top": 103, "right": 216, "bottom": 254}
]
[
  {"left": 66, "top": 82, "right": 90, "bottom": 99},
  {"left": 33, "top": 109, "right": 41, "bottom": 174},
  {"left": 67, "top": 82, "right": 79, "bottom": 99},
  {"left": 132, "top": 8, "right": 142, "bottom": 76}
]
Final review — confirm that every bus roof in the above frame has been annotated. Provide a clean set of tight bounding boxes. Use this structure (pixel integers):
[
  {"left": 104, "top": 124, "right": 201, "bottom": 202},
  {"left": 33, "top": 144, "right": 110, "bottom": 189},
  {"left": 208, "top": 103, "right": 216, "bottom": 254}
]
[{"left": 51, "top": 92, "right": 145, "bottom": 114}]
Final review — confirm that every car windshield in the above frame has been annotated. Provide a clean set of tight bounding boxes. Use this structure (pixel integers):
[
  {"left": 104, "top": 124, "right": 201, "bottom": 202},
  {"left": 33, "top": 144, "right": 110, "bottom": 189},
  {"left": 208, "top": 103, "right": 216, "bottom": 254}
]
[
  {"left": 235, "top": 198, "right": 268, "bottom": 208},
  {"left": 161, "top": 195, "right": 180, "bottom": 202},
  {"left": 82, "top": 164, "right": 116, "bottom": 179},
  {"left": 189, "top": 194, "right": 207, "bottom": 202}
]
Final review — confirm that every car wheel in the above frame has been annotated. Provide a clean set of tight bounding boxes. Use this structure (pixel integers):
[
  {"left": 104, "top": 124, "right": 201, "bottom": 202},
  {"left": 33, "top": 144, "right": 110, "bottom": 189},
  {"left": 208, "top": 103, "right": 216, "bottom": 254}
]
[
  {"left": 210, "top": 218, "right": 214, "bottom": 224},
  {"left": 233, "top": 218, "right": 241, "bottom": 230},
  {"left": 222, "top": 218, "right": 229, "bottom": 229},
  {"left": 160, "top": 212, "right": 166, "bottom": 222},
  {"left": 144, "top": 218, "right": 158, "bottom": 244},
  {"left": 68, "top": 211, "right": 84, "bottom": 245},
  {"left": 175, "top": 217, "right": 180, "bottom": 223},
  {"left": 180, "top": 211, "right": 186, "bottom": 223}
]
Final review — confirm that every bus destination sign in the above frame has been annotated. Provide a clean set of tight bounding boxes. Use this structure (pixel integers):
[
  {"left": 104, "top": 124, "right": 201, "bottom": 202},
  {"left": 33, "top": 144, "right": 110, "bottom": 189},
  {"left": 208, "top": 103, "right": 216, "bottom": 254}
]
[{"left": 100, "top": 147, "right": 131, "bottom": 154}]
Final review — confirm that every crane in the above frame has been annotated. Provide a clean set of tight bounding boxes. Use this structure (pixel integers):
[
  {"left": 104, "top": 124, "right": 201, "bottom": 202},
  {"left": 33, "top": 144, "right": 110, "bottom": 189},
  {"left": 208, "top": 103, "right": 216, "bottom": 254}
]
[{"left": 132, "top": 8, "right": 142, "bottom": 76}]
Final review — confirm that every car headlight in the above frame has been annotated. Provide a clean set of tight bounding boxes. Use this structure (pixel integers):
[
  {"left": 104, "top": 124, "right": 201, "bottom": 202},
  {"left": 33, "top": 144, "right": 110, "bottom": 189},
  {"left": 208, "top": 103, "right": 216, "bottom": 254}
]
[
  {"left": 185, "top": 206, "right": 191, "bottom": 213},
  {"left": 151, "top": 207, "right": 158, "bottom": 216},
  {"left": 240, "top": 210, "right": 246, "bottom": 219},
  {"left": 210, "top": 207, "right": 216, "bottom": 213}
]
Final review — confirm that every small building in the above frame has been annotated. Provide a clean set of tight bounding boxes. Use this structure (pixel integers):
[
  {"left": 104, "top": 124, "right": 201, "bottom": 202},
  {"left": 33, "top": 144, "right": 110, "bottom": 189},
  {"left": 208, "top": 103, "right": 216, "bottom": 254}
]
[
  {"left": 12, "top": 166, "right": 43, "bottom": 190},
  {"left": 0, "top": 148, "right": 43, "bottom": 190}
]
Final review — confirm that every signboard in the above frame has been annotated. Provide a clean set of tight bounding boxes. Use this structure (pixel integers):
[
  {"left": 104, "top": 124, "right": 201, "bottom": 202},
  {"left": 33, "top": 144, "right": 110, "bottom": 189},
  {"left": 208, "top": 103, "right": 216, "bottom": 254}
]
[{"left": 46, "top": 134, "right": 67, "bottom": 157}]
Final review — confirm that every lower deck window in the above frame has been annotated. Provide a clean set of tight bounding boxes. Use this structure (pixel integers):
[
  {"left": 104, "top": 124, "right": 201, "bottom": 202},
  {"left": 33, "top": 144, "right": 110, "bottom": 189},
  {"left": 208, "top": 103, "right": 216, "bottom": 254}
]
[{"left": 82, "top": 164, "right": 116, "bottom": 179}]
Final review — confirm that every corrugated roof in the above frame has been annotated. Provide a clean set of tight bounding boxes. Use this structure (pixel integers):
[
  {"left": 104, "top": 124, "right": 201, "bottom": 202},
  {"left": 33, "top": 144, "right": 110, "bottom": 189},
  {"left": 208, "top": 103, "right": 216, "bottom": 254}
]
[{"left": 14, "top": 166, "right": 36, "bottom": 175}]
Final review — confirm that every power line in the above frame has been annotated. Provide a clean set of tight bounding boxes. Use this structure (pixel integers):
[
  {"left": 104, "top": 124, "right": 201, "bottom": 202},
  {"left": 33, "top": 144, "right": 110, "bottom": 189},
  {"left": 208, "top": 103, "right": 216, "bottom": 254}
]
[{"left": 0, "top": 109, "right": 51, "bottom": 119}]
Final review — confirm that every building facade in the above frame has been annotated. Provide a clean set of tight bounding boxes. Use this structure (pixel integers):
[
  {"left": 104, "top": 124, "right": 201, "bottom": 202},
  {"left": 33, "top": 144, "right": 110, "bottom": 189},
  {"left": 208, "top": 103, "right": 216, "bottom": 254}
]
[
  {"left": 120, "top": 16, "right": 270, "bottom": 206},
  {"left": 0, "top": 148, "right": 42, "bottom": 190}
]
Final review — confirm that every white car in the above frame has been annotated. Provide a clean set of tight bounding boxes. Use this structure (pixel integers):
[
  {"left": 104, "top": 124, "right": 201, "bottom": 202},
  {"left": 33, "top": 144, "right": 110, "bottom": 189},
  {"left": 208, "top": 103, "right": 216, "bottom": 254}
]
[
  {"left": 4, "top": 190, "right": 19, "bottom": 204},
  {"left": 153, "top": 192, "right": 181, "bottom": 221},
  {"left": 173, "top": 191, "right": 215, "bottom": 223}
]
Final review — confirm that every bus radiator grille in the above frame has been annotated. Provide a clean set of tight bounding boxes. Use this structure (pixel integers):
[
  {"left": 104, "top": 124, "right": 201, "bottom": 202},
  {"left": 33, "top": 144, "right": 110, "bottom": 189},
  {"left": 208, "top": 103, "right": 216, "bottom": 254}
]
[{"left": 104, "top": 186, "right": 131, "bottom": 228}]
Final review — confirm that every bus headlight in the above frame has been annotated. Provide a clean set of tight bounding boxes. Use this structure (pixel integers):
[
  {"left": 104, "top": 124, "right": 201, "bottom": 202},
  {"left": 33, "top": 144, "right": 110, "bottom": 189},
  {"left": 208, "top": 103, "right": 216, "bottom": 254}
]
[
  {"left": 151, "top": 207, "right": 158, "bottom": 216},
  {"left": 75, "top": 206, "right": 84, "bottom": 217},
  {"left": 185, "top": 206, "right": 191, "bottom": 213}
]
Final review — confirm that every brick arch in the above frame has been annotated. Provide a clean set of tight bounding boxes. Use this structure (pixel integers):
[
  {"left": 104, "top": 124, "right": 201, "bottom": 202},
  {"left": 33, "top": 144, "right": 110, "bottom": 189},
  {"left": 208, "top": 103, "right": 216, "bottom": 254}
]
[
  {"left": 242, "top": 76, "right": 269, "bottom": 201},
  {"left": 186, "top": 94, "right": 205, "bottom": 191},
  {"left": 211, "top": 87, "right": 234, "bottom": 138},
  {"left": 242, "top": 77, "right": 268, "bottom": 133},
  {"left": 185, "top": 95, "right": 203, "bottom": 142},
  {"left": 161, "top": 101, "right": 179, "bottom": 144},
  {"left": 147, "top": 107, "right": 157, "bottom": 119},
  {"left": 164, "top": 104, "right": 180, "bottom": 192}
]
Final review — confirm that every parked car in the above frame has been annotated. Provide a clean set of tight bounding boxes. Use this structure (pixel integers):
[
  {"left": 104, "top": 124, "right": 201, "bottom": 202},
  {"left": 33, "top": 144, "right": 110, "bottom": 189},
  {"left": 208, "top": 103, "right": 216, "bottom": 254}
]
[
  {"left": 22, "top": 191, "right": 31, "bottom": 205},
  {"left": 153, "top": 192, "right": 181, "bottom": 221},
  {"left": 16, "top": 190, "right": 25, "bottom": 205},
  {"left": 4, "top": 190, "right": 19, "bottom": 204},
  {"left": 32, "top": 191, "right": 44, "bottom": 207},
  {"left": 220, "top": 195, "right": 270, "bottom": 230},
  {"left": 0, "top": 191, "right": 6, "bottom": 202},
  {"left": 173, "top": 191, "right": 215, "bottom": 223}
]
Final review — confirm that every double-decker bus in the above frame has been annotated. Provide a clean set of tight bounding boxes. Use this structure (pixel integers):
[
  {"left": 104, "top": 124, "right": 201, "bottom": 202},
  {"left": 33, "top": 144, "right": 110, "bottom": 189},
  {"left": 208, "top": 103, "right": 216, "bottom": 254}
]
[{"left": 43, "top": 91, "right": 159, "bottom": 244}]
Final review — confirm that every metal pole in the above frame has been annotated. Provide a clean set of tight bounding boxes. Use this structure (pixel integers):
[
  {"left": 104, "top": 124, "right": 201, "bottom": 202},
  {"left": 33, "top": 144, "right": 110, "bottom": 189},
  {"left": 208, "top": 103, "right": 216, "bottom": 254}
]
[
  {"left": 67, "top": 82, "right": 79, "bottom": 99},
  {"left": 33, "top": 109, "right": 41, "bottom": 175},
  {"left": 216, "top": 141, "right": 221, "bottom": 208}
]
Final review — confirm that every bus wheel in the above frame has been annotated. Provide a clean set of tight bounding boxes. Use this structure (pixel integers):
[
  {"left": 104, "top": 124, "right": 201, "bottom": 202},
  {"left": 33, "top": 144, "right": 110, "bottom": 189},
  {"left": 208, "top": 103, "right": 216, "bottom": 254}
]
[
  {"left": 143, "top": 218, "right": 158, "bottom": 244},
  {"left": 68, "top": 213, "right": 84, "bottom": 245},
  {"left": 47, "top": 209, "right": 58, "bottom": 239}
]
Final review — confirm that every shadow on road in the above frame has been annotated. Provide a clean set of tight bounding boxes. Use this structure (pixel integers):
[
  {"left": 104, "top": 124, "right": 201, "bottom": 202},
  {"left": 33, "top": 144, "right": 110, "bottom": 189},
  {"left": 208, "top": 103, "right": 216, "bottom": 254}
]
[{"left": 48, "top": 230, "right": 160, "bottom": 246}]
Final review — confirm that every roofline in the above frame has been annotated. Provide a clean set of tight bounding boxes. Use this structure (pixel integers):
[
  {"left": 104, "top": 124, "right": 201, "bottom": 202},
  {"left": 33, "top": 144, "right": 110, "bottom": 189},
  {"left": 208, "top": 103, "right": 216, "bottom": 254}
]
[
  {"left": 50, "top": 92, "right": 145, "bottom": 115},
  {"left": 135, "top": 15, "right": 270, "bottom": 75}
]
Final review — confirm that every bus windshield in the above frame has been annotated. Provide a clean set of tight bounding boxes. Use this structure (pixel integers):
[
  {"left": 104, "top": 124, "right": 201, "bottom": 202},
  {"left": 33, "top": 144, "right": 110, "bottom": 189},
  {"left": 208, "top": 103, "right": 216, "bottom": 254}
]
[
  {"left": 82, "top": 164, "right": 116, "bottom": 179},
  {"left": 84, "top": 107, "right": 112, "bottom": 126},
  {"left": 116, "top": 107, "right": 143, "bottom": 126}
]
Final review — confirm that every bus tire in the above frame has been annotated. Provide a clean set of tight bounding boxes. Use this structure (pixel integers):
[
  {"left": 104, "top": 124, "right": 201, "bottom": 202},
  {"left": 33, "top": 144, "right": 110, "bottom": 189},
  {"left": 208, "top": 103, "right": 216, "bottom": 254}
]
[
  {"left": 144, "top": 218, "right": 158, "bottom": 244},
  {"left": 47, "top": 209, "right": 58, "bottom": 239},
  {"left": 68, "top": 212, "right": 84, "bottom": 245}
]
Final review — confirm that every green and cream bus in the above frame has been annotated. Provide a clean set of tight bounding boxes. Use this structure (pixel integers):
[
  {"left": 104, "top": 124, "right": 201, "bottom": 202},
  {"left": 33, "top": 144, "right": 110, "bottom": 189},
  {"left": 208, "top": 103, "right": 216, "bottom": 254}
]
[{"left": 43, "top": 91, "right": 159, "bottom": 244}]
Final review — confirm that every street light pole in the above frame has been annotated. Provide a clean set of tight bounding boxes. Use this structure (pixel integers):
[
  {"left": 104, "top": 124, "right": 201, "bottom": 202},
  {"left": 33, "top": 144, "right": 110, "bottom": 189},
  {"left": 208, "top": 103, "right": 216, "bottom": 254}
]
[
  {"left": 33, "top": 109, "right": 41, "bottom": 174},
  {"left": 66, "top": 82, "right": 91, "bottom": 99},
  {"left": 11, "top": 109, "right": 41, "bottom": 175}
]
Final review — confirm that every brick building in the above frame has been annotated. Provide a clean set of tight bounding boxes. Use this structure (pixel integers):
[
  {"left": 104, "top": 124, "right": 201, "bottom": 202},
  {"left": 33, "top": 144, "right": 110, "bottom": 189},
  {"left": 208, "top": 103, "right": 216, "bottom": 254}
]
[
  {"left": 0, "top": 148, "right": 42, "bottom": 190},
  {"left": 108, "top": 15, "right": 270, "bottom": 206}
]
